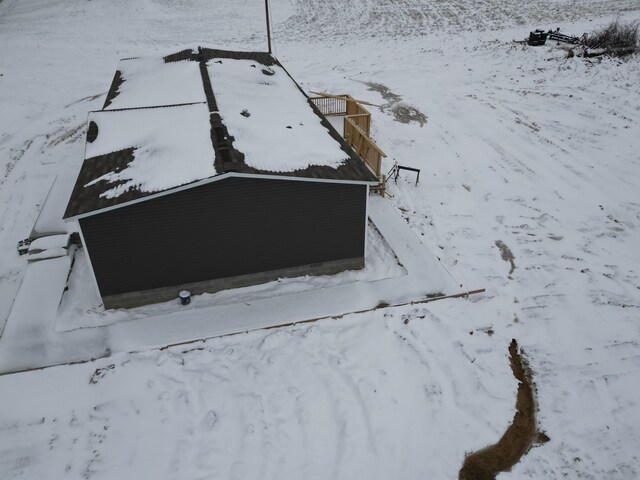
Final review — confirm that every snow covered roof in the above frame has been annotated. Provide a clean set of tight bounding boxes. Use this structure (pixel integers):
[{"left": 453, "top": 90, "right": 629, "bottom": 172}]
[
  {"left": 103, "top": 57, "right": 206, "bottom": 110},
  {"left": 206, "top": 58, "right": 348, "bottom": 172},
  {"left": 85, "top": 104, "right": 215, "bottom": 199},
  {"left": 64, "top": 48, "right": 377, "bottom": 219}
]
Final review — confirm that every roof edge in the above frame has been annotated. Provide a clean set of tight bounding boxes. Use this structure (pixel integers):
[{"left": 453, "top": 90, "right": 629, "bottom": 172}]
[{"left": 65, "top": 172, "right": 377, "bottom": 221}]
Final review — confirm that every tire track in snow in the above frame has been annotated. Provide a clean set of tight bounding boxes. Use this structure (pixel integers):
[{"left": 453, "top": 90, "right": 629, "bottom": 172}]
[{"left": 0, "top": 138, "right": 33, "bottom": 187}]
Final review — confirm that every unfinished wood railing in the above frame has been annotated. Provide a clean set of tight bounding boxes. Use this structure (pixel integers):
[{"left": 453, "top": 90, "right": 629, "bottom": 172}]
[
  {"left": 345, "top": 97, "right": 372, "bottom": 135},
  {"left": 310, "top": 95, "right": 348, "bottom": 117},
  {"left": 344, "top": 117, "right": 385, "bottom": 178},
  {"left": 310, "top": 94, "right": 385, "bottom": 180}
]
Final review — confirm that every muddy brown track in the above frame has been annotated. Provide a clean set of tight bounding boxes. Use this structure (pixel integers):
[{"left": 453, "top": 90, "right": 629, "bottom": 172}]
[
  {"left": 364, "top": 81, "right": 402, "bottom": 104},
  {"left": 362, "top": 81, "right": 428, "bottom": 126},
  {"left": 495, "top": 240, "right": 516, "bottom": 275},
  {"left": 459, "top": 339, "right": 548, "bottom": 480}
]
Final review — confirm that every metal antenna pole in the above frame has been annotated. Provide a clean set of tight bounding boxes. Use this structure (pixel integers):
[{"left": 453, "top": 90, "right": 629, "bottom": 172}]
[{"left": 265, "top": 0, "right": 272, "bottom": 54}]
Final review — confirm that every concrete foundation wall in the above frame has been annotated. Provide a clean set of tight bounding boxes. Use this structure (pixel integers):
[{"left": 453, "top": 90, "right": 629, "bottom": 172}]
[{"left": 103, "top": 256, "right": 364, "bottom": 309}]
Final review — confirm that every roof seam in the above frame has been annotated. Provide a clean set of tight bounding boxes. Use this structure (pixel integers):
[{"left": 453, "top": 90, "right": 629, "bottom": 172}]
[{"left": 198, "top": 52, "right": 246, "bottom": 174}]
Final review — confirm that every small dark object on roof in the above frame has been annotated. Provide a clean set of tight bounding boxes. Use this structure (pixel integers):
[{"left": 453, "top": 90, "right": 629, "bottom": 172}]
[
  {"left": 87, "top": 121, "right": 99, "bottom": 143},
  {"left": 17, "top": 238, "right": 32, "bottom": 255}
]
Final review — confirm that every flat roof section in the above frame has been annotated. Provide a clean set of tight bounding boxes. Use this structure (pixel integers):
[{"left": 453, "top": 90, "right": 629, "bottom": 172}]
[
  {"left": 208, "top": 58, "right": 349, "bottom": 173},
  {"left": 65, "top": 103, "right": 215, "bottom": 217},
  {"left": 104, "top": 57, "right": 206, "bottom": 110}
]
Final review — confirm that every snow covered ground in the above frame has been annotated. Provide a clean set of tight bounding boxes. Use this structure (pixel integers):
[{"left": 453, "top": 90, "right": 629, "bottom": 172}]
[
  {"left": 0, "top": 197, "right": 454, "bottom": 374},
  {"left": 1, "top": 0, "right": 639, "bottom": 478},
  {"left": 55, "top": 220, "right": 408, "bottom": 333}
]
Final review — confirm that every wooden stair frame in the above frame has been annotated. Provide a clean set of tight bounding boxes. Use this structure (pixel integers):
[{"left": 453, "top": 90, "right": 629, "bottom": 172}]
[{"left": 310, "top": 94, "right": 387, "bottom": 194}]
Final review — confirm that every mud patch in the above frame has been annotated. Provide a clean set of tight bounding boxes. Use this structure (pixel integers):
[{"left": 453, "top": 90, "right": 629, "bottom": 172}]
[
  {"left": 459, "top": 340, "right": 547, "bottom": 480},
  {"left": 89, "top": 364, "right": 115, "bottom": 384},
  {"left": 365, "top": 82, "right": 401, "bottom": 103},
  {"left": 390, "top": 102, "right": 428, "bottom": 125},
  {"left": 495, "top": 240, "right": 516, "bottom": 275},
  {"left": 364, "top": 81, "right": 427, "bottom": 126}
]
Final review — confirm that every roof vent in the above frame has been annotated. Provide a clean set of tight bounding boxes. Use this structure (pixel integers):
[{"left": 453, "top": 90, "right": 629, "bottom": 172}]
[{"left": 87, "top": 121, "right": 99, "bottom": 143}]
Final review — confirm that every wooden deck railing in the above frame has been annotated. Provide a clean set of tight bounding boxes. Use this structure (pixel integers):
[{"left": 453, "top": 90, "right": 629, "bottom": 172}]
[
  {"left": 310, "top": 96, "right": 348, "bottom": 116},
  {"left": 345, "top": 113, "right": 370, "bottom": 136},
  {"left": 310, "top": 94, "right": 385, "bottom": 179},
  {"left": 344, "top": 117, "right": 386, "bottom": 178}
]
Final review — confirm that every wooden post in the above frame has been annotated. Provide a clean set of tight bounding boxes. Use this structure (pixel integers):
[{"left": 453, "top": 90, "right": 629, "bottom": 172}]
[{"left": 265, "top": 0, "right": 272, "bottom": 54}]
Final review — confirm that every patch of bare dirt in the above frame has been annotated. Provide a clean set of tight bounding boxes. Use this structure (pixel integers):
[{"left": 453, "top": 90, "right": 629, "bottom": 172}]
[
  {"left": 459, "top": 339, "right": 548, "bottom": 480},
  {"left": 365, "top": 81, "right": 402, "bottom": 104},
  {"left": 89, "top": 364, "right": 115, "bottom": 384},
  {"left": 495, "top": 240, "right": 516, "bottom": 275},
  {"left": 390, "top": 102, "right": 427, "bottom": 126},
  {"left": 364, "top": 81, "right": 427, "bottom": 126}
]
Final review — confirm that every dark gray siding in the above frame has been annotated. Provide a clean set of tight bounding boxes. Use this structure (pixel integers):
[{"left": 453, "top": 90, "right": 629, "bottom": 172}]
[{"left": 80, "top": 177, "right": 367, "bottom": 298}]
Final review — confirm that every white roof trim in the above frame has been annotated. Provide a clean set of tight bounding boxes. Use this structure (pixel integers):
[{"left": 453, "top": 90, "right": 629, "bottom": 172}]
[{"left": 65, "top": 172, "right": 378, "bottom": 221}]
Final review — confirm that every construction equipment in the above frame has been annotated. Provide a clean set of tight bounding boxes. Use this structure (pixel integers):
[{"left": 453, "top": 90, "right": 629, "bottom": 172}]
[
  {"left": 518, "top": 28, "right": 585, "bottom": 47},
  {"left": 527, "top": 29, "right": 549, "bottom": 46},
  {"left": 548, "top": 31, "right": 582, "bottom": 45}
]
